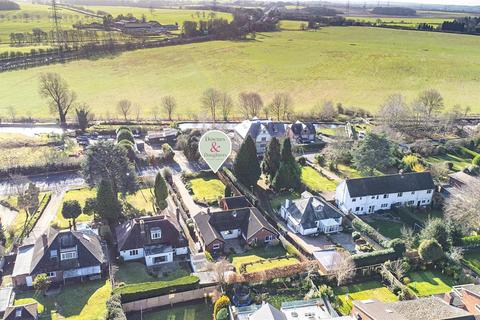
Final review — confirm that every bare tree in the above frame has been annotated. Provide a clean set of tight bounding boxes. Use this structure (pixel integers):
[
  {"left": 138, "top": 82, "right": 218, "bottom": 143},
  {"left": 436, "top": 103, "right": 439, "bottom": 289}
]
[
  {"left": 207, "top": 257, "right": 233, "bottom": 288},
  {"left": 39, "top": 73, "right": 77, "bottom": 127},
  {"left": 238, "top": 92, "right": 263, "bottom": 118},
  {"left": 134, "top": 104, "right": 141, "bottom": 122},
  {"left": 318, "top": 100, "right": 338, "bottom": 121},
  {"left": 268, "top": 92, "right": 292, "bottom": 120},
  {"left": 117, "top": 99, "right": 132, "bottom": 121},
  {"left": 151, "top": 105, "right": 160, "bottom": 121},
  {"left": 418, "top": 89, "right": 444, "bottom": 117},
  {"left": 330, "top": 251, "right": 355, "bottom": 286},
  {"left": 445, "top": 181, "right": 480, "bottom": 231},
  {"left": 377, "top": 94, "right": 409, "bottom": 129},
  {"left": 161, "top": 95, "right": 177, "bottom": 121},
  {"left": 219, "top": 92, "right": 233, "bottom": 121},
  {"left": 400, "top": 225, "right": 416, "bottom": 250},
  {"left": 201, "top": 88, "right": 221, "bottom": 122},
  {"left": 7, "top": 106, "right": 16, "bottom": 122},
  {"left": 385, "top": 259, "right": 407, "bottom": 280}
]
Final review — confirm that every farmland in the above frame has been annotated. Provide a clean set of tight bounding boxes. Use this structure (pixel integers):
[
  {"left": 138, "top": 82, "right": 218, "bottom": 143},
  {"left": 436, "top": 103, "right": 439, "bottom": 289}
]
[{"left": 2, "top": 23, "right": 480, "bottom": 119}]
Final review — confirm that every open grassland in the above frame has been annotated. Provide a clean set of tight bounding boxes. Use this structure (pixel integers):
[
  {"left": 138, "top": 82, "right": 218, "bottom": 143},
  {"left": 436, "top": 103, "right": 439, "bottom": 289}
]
[
  {"left": 15, "top": 280, "right": 110, "bottom": 320},
  {"left": 346, "top": 16, "right": 452, "bottom": 26},
  {"left": 334, "top": 281, "right": 398, "bottom": 315},
  {"left": 2, "top": 27, "right": 480, "bottom": 119}
]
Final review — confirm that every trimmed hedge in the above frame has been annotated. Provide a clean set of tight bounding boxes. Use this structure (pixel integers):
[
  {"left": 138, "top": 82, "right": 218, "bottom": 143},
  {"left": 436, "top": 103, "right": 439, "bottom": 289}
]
[
  {"left": 352, "top": 218, "right": 388, "bottom": 247},
  {"left": 113, "top": 275, "right": 200, "bottom": 303},
  {"left": 352, "top": 248, "right": 403, "bottom": 267},
  {"left": 461, "top": 235, "right": 480, "bottom": 248}
]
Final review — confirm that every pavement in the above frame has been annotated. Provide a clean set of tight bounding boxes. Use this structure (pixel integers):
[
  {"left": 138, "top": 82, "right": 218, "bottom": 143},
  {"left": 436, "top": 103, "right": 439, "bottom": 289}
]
[{"left": 28, "top": 191, "right": 65, "bottom": 240}]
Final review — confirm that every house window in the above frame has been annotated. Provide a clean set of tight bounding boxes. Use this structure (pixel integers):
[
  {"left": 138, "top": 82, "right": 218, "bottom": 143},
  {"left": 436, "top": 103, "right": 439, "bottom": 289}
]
[
  {"left": 383, "top": 194, "right": 389, "bottom": 199},
  {"left": 15, "top": 310, "right": 22, "bottom": 318},
  {"left": 381, "top": 203, "right": 388, "bottom": 208},
  {"left": 129, "top": 249, "right": 139, "bottom": 256},
  {"left": 47, "top": 272, "right": 56, "bottom": 278},
  {"left": 355, "top": 207, "right": 360, "bottom": 212},
  {"left": 371, "top": 196, "right": 375, "bottom": 199},
  {"left": 411, "top": 191, "right": 415, "bottom": 195},
  {"left": 422, "top": 200, "right": 426, "bottom": 203},
  {"left": 407, "top": 200, "right": 414, "bottom": 205},
  {"left": 212, "top": 244, "right": 221, "bottom": 250},
  {"left": 151, "top": 229, "right": 161, "bottom": 240},
  {"left": 60, "top": 251, "right": 77, "bottom": 261},
  {"left": 50, "top": 250, "right": 57, "bottom": 259},
  {"left": 153, "top": 256, "right": 167, "bottom": 264},
  {"left": 261, "top": 137, "right": 267, "bottom": 141},
  {"left": 397, "top": 192, "right": 403, "bottom": 197},
  {"left": 427, "top": 189, "right": 432, "bottom": 194},
  {"left": 265, "top": 235, "right": 273, "bottom": 243},
  {"left": 352, "top": 198, "right": 356, "bottom": 202}
]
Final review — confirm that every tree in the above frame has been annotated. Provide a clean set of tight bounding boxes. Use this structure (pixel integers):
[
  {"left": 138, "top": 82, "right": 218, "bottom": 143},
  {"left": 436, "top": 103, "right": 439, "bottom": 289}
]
[
  {"left": 154, "top": 172, "right": 168, "bottom": 211},
  {"left": 377, "top": 94, "right": 409, "bottom": 129},
  {"left": 151, "top": 105, "right": 160, "bottom": 121},
  {"left": 17, "top": 182, "right": 39, "bottom": 231},
  {"left": 39, "top": 73, "right": 77, "bottom": 127},
  {"left": 323, "top": 138, "right": 352, "bottom": 170},
  {"left": 234, "top": 136, "right": 261, "bottom": 187},
  {"left": 33, "top": 273, "right": 51, "bottom": 295},
  {"left": 353, "top": 132, "right": 395, "bottom": 175},
  {"left": 82, "top": 140, "right": 138, "bottom": 196},
  {"left": 418, "top": 239, "right": 443, "bottom": 263},
  {"left": 7, "top": 106, "right": 16, "bottom": 122},
  {"left": 83, "top": 197, "right": 97, "bottom": 216},
  {"left": 61, "top": 200, "right": 82, "bottom": 230},
  {"left": 269, "top": 93, "right": 293, "bottom": 120},
  {"left": 272, "top": 138, "right": 301, "bottom": 191},
  {"left": 384, "top": 259, "right": 408, "bottom": 280},
  {"left": 238, "top": 92, "right": 263, "bottom": 118},
  {"left": 96, "top": 179, "right": 121, "bottom": 223},
  {"left": 0, "top": 221, "right": 6, "bottom": 246},
  {"left": 201, "top": 88, "right": 221, "bottom": 122},
  {"left": 161, "top": 95, "right": 176, "bottom": 121},
  {"left": 330, "top": 251, "right": 355, "bottom": 286},
  {"left": 261, "top": 137, "right": 281, "bottom": 182},
  {"left": 208, "top": 258, "right": 232, "bottom": 289},
  {"left": 418, "top": 89, "right": 444, "bottom": 116},
  {"left": 318, "top": 101, "right": 337, "bottom": 121},
  {"left": 445, "top": 180, "right": 480, "bottom": 231},
  {"left": 183, "top": 130, "right": 202, "bottom": 162},
  {"left": 75, "top": 104, "right": 91, "bottom": 132},
  {"left": 117, "top": 99, "right": 132, "bottom": 121},
  {"left": 220, "top": 92, "right": 233, "bottom": 121},
  {"left": 420, "top": 217, "right": 451, "bottom": 250}
]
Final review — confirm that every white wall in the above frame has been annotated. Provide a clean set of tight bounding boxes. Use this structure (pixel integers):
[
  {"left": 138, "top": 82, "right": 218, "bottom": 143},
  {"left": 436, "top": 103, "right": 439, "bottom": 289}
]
[
  {"left": 145, "top": 251, "right": 173, "bottom": 267},
  {"left": 120, "top": 248, "right": 145, "bottom": 261},
  {"left": 175, "top": 247, "right": 189, "bottom": 255},
  {"left": 255, "top": 129, "right": 271, "bottom": 154},
  {"left": 220, "top": 229, "right": 241, "bottom": 240},
  {"left": 336, "top": 183, "right": 434, "bottom": 215}
]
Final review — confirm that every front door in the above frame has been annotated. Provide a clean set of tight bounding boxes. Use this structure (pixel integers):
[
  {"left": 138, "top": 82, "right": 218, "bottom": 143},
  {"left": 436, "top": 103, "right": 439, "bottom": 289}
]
[{"left": 417, "top": 201, "right": 421, "bottom": 207}]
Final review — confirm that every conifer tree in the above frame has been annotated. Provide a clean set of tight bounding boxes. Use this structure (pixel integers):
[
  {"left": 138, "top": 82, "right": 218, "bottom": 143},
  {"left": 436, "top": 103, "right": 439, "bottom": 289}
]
[
  {"left": 154, "top": 172, "right": 168, "bottom": 211},
  {"left": 262, "top": 137, "right": 281, "bottom": 183},
  {"left": 234, "top": 136, "right": 261, "bottom": 187}
]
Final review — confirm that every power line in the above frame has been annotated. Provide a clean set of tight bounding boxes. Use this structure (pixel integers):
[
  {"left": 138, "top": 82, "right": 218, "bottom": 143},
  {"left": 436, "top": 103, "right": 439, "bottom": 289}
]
[{"left": 51, "top": 0, "right": 62, "bottom": 46}]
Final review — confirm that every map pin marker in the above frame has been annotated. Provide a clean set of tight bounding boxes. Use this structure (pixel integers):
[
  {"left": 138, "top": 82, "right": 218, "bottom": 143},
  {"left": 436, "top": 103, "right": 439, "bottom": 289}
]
[{"left": 199, "top": 130, "right": 232, "bottom": 173}]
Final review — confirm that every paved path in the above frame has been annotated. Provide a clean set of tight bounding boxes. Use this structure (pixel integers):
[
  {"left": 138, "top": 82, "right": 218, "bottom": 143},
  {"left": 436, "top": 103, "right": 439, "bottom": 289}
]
[
  {"left": 0, "top": 205, "right": 17, "bottom": 229},
  {"left": 172, "top": 175, "right": 203, "bottom": 217},
  {"left": 28, "top": 191, "right": 64, "bottom": 239}
]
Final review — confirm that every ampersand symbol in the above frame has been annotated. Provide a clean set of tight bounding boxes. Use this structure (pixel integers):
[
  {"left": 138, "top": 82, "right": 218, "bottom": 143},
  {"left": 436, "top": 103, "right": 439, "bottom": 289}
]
[{"left": 210, "top": 142, "right": 220, "bottom": 153}]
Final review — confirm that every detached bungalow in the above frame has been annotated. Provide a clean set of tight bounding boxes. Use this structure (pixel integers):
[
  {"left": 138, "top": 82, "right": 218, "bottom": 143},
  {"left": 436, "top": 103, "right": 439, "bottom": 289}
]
[
  {"left": 115, "top": 215, "right": 188, "bottom": 266},
  {"left": 280, "top": 191, "right": 343, "bottom": 235},
  {"left": 335, "top": 172, "right": 435, "bottom": 215},
  {"left": 12, "top": 228, "right": 107, "bottom": 288},
  {"left": 194, "top": 207, "right": 278, "bottom": 256}
]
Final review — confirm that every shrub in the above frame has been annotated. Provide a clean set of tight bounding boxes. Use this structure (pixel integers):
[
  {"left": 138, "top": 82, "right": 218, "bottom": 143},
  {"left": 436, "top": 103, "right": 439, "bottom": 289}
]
[
  {"left": 418, "top": 239, "right": 443, "bottom": 262},
  {"left": 298, "top": 157, "right": 307, "bottom": 166},
  {"left": 461, "top": 235, "right": 480, "bottom": 247},
  {"left": 473, "top": 155, "right": 480, "bottom": 166},
  {"left": 352, "top": 218, "right": 388, "bottom": 247},
  {"left": 106, "top": 294, "right": 126, "bottom": 320},
  {"left": 117, "top": 129, "right": 135, "bottom": 144},
  {"left": 388, "top": 239, "right": 406, "bottom": 254},
  {"left": 205, "top": 250, "right": 214, "bottom": 262},
  {"left": 216, "top": 308, "right": 228, "bottom": 320},
  {"left": 315, "top": 154, "right": 326, "bottom": 166},
  {"left": 214, "top": 295, "right": 230, "bottom": 319},
  {"left": 352, "top": 248, "right": 401, "bottom": 267},
  {"left": 403, "top": 277, "right": 411, "bottom": 285},
  {"left": 352, "top": 231, "right": 361, "bottom": 241},
  {"left": 113, "top": 276, "right": 200, "bottom": 303}
]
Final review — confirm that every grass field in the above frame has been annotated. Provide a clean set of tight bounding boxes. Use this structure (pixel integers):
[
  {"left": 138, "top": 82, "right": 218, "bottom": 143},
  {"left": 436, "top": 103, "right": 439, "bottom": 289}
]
[
  {"left": 15, "top": 280, "right": 111, "bottom": 320},
  {"left": 334, "top": 281, "right": 398, "bottom": 315},
  {"left": 301, "top": 166, "right": 337, "bottom": 192},
  {"left": 426, "top": 153, "right": 473, "bottom": 172},
  {"left": 140, "top": 302, "right": 213, "bottom": 320},
  {"left": 2, "top": 26, "right": 480, "bottom": 119},
  {"left": 407, "top": 270, "right": 454, "bottom": 297},
  {"left": 346, "top": 16, "right": 452, "bottom": 26},
  {"left": 368, "top": 218, "right": 405, "bottom": 239}
]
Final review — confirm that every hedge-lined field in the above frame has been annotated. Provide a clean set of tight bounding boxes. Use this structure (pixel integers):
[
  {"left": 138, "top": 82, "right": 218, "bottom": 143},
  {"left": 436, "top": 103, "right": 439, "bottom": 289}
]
[{"left": 2, "top": 27, "right": 480, "bottom": 119}]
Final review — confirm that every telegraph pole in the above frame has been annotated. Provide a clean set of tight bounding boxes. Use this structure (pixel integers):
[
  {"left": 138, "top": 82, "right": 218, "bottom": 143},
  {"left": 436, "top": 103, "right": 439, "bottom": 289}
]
[{"left": 51, "top": 0, "right": 61, "bottom": 46}]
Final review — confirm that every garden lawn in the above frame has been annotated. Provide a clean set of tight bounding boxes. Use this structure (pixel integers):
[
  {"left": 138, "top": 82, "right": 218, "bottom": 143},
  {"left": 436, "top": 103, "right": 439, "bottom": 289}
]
[
  {"left": 54, "top": 188, "right": 96, "bottom": 229},
  {"left": 141, "top": 302, "right": 213, "bottom": 320},
  {"left": 336, "top": 164, "right": 363, "bottom": 179},
  {"left": 426, "top": 153, "right": 472, "bottom": 172},
  {"left": 230, "top": 245, "right": 294, "bottom": 272},
  {"left": 301, "top": 166, "right": 337, "bottom": 192},
  {"left": 407, "top": 270, "right": 454, "bottom": 297},
  {"left": 125, "top": 188, "right": 154, "bottom": 212},
  {"left": 368, "top": 218, "right": 405, "bottom": 239},
  {"left": 115, "top": 262, "right": 190, "bottom": 285},
  {"left": 188, "top": 177, "right": 225, "bottom": 204},
  {"left": 14, "top": 280, "right": 111, "bottom": 320},
  {"left": 4, "top": 27, "right": 480, "bottom": 119},
  {"left": 463, "top": 251, "right": 480, "bottom": 275},
  {"left": 414, "top": 208, "right": 444, "bottom": 223},
  {"left": 270, "top": 191, "right": 300, "bottom": 210},
  {"left": 334, "top": 281, "right": 398, "bottom": 315}
]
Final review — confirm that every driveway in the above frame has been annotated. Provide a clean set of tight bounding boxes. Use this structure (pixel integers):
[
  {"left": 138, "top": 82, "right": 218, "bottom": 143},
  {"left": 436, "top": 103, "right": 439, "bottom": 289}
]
[{"left": 28, "top": 191, "right": 64, "bottom": 240}]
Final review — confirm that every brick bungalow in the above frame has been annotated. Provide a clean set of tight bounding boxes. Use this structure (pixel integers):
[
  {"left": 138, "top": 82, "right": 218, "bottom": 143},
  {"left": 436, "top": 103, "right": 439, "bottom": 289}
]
[{"left": 193, "top": 206, "right": 278, "bottom": 256}]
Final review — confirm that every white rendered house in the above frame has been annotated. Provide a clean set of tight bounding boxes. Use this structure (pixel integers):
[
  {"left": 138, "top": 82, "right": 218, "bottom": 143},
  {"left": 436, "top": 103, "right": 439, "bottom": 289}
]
[{"left": 335, "top": 172, "right": 435, "bottom": 215}]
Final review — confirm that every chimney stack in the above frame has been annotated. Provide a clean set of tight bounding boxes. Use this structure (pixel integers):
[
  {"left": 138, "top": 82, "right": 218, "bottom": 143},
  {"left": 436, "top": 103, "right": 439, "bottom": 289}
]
[
  {"left": 42, "top": 233, "right": 48, "bottom": 249},
  {"left": 140, "top": 219, "right": 145, "bottom": 233}
]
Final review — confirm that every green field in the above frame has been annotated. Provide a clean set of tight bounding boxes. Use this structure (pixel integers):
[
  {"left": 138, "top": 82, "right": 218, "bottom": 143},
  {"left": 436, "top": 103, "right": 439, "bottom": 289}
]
[
  {"left": 2, "top": 26, "right": 480, "bottom": 119},
  {"left": 334, "top": 281, "right": 398, "bottom": 315},
  {"left": 347, "top": 16, "right": 452, "bottom": 26}
]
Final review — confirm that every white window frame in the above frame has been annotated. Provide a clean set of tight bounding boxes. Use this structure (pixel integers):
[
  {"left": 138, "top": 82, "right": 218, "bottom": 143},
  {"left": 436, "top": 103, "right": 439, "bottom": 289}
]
[
  {"left": 60, "top": 251, "right": 77, "bottom": 261},
  {"left": 151, "top": 230, "right": 161, "bottom": 240},
  {"left": 47, "top": 271, "right": 56, "bottom": 278},
  {"left": 212, "top": 243, "right": 221, "bottom": 250},
  {"left": 129, "top": 249, "right": 139, "bottom": 256},
  {"left": 397, "top": 192, "right": 403, "bottom": 197},
  {"left": 265, "top": 235, "right": 273, "bottom": 242},
  {"left": 427, "top": 189, "right": 432, "bottom": 194}
]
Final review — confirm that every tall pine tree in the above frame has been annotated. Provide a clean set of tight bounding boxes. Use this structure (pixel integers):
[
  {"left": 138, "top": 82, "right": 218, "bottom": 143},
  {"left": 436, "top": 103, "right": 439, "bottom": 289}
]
[
  {"left": 96, "top": 179, "right": 121, "bottom": 223},
  {"left": 154, "top": 172, "right": 168, "bottom": 211},
  {"left": 273, "top": 138, "right": 301, "bottom": 191},
  {"left": 234, "top": 136, "right": 261, "bottom": 187},
  {"left": 262, "top": 137, "right": 281, "bottom": 183}
]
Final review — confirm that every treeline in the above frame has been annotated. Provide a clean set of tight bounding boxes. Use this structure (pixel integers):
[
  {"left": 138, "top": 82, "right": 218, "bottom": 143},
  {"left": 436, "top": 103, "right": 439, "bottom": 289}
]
[
  {"left": 9, "top": 29, "right": 132, "bottom": 47},
  {"left": 442, "top": 17, "right": 480, "bottom": 33},
  {"left": 0, "top": 0, "right": 19, "bottom": 10},
  {"left": 371, "top": 7, "right": 417, "bottom": 16}
]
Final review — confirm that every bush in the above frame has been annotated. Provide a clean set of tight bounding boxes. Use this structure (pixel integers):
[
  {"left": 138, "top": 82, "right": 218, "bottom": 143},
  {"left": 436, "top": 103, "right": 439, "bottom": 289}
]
[
  {"left": 461, "top": 235, "right": 480, "bottom": 247},
  {"left": 216, "top": 308, "right": 228, "bottom": 320},
  {"left": 473, "top": 155, "right": 480, "bottom": 166},
  {"left": 352, "top": 248, "right": 402, "bottom": 267},
  {"left": 315, "top": 154, "right": 326, "bottom": 166},
  {"left": 298, "top": 157, "right": 307, "bottom": 166},
  {"left": 117, "top": 128, "right": 134, "bottom": 144},
  {"left": 106, "top": 294, "right": 126, "bottom": 320},
  {"left": 214, "top": 295, "right": 230, "bottom": 319},
  {"left": 352, "top": 231, "right": 361, "bottom": 241},
  {"left": 113, "top": 276, "right": 200, "bottom": 303},
  {"left": 418, "top": 239, "right": 443, "bottom": 262},
  {"left": 352, "top": 218, "right": 388, "bottom": 247},
  {"left": 205, "top": 250, "right": 213, "bottom": 262},
  {"left": 388, "top": 239, "right": 406, "bottom": 254}
]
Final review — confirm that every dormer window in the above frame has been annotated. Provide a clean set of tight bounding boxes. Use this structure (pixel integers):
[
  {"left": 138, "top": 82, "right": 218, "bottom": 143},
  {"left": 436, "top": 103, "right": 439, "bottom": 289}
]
[
  {"left": 151, "top": 228, "right": 161, "bottom": 240},
  {"left": 15, "top": 309, "right": 22, "bottom": 318},
  {"left": 60, "top": 250, "right": 77, "bottom": 261},
  {"left": 50, "top": 250, "right": 57, "bottom": 259}
]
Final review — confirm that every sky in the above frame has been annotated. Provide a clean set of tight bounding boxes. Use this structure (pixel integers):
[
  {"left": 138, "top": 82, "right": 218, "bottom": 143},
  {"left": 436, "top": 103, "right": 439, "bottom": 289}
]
[{"left": 328, "top": 0, "right": 480, "bottom": 5}]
